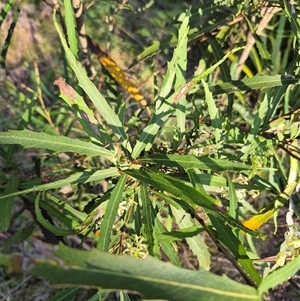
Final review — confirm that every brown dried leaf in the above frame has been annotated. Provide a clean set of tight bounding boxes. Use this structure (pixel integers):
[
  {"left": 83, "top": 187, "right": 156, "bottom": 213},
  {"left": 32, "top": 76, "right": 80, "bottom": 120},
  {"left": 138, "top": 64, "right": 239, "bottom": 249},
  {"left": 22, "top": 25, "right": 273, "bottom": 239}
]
[{"left": 53, "top": 77, "right": 76, "bottom": 101}]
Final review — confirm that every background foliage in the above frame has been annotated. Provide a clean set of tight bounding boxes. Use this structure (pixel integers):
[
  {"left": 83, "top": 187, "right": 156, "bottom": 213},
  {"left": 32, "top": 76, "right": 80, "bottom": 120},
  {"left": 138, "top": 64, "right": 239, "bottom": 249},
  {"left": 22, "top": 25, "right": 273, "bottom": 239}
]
[{"left": 1, "top": 0, "right": 300, "bottom": 300}]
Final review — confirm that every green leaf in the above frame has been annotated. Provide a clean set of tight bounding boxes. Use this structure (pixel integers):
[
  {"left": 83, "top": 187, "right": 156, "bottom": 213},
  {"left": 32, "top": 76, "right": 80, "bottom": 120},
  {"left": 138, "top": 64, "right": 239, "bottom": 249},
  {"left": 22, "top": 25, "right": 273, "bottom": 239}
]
[
  {"left": 131, "top": 104, "right": 174, "bottom": 159},
  {"left": 258, "top": 256, "right": 300, "bottom": 297},
  {"left": 140, "top": 154, "right": 252, "bottom": 172},
  {"left": 0, "top": 0, "right": 20, "bottom": 68},
  {"left": 53, "top": 11, "right": 131, "bottom": 152},
  {"left": 191, "top": 46, "right": 245, "bottom": 86},
  {"left": 128, "top": 3, "right": 237, "bottom": 68},
  {"left": 24, "top": 193, "right": 85, "bottom": 233},
  {"left": 0, "top": 175, "right": 19, "bottom": 232},
  {"left": 48, "top": 287, "right": 82, "bottom": 301},
  {"left": 209, "top": 214, "right": 262, "bottom": 286},
  {"left": 153, "top": 191, "right": 194, "bottom": 212},
  {"left": 207, "top": 34, "right": 234, "bottom": 116},
  {"left": 35, "top": 194, "right": 75, "bottom": 236},
  {"left": 171, "top": 205, "right": 211, "bottom": 271},
  {"left": 156, "top": 225, "right": 204, "bottom": 243},
  {"left": 131, "top": 9, "right": 190, "bottom": 159},
  {"left": 15, "top": 243, "right": 259, "bottom": 301},
  {"left": 45, "top": 194, "right": 87, "bottom": 223},
  {"left": 192, "top": 75, "right": 300, "bottom": 97},
  {"left": 0, "top": 129, "right": 115, "bottom": 161},
  {"left": 250, "top": 93, "right": 270, "bottom": 136},
  {"left": 174, "top": 9, "right": 189, "bottom": 144},
  {"left": 97, "top": 174, "right": 127, "bottom": 251},
  {"left": 124, "top": 168, "right": 221, "bottom": 210},
  {"left": 64, "top": 0, "right": 78, "bottom": 58},
  {"left": 140, "top": 183, "right": 155, "bottom": 255},
  {"left": 0, "top": 168, "right": 120, "bottom": 201},
  {"left": 154, "top": 218, "right": 182, "bottom": 267},
  {"left": 227, "top": 176, "right": 238, "bottom": 220},
  {"left": 0, "top": 0, "right": 14, "bottom": 25},
  {"left": 187, "top": 169, "right": 205, "bottom": 192},
  {"left": 207, "top": 207, "right": 262, "bottom": 238},
  {"left": 130, "top": 169, "right": 260, "bottom": 235},
  {"left": 128, "top": 168, "right": 260, "bottom": 236},
  {"left": 202, "top": 79, "right": 222, "bottom": 143},
  {"left": 283, "top": 0, "right": 300, "bottom": 42},
  {"left": 54, "top": 78, "right": 104, "bottom": 142}
]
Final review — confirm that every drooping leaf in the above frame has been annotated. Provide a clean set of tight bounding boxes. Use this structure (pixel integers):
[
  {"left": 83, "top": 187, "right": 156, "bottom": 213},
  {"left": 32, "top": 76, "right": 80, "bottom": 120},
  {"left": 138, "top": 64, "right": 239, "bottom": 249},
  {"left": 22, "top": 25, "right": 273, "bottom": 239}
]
[
  {"left": 0, "top": 168, "right": 120, "bottom": 201},
  {"left": 0, "top": 129, "right": 114, "bottom": 161},
  {"left": 125, "top": 168, "right": 221, "bottom": 210},
  {"left": 35, "top": 194, "right": 75, "bottom": 236},
  {"left": 1, "top": 243, "right": 260, "bottom": 301},
  {"left": 209, "top": 214, "right": 262, "bottom": 286},
  {"left": 0, "top": 175, "right": 19, "bottom": 232}
]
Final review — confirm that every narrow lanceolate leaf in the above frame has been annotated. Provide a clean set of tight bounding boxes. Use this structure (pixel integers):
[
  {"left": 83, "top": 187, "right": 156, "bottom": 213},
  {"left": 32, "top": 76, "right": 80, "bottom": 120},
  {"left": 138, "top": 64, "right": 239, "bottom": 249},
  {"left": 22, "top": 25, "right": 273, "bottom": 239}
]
[
  {"left": 0, "top": 168, "right": 120, "bottom": 201},
  {"left": 207, "top": 34, "right": 234, "bottom": 116},
  {"left": 283, "top": 0, "right": 300, "bottom": 41},
  {"left": 131, "top": 10, "right": 190, "bottom": 159},
  {"left": 192, "top": 75, "right": 300, "bottom": 98},
  {"left": 209, "top": 215, "right": 262, "bottom": 286},
  {"left": 248, "top": 93, "right": 270, "bottom": 136},
  {"left": 53, "top": 11, "right": 131, "bottom": 152},
  {"left": 190, "top": 46, "right": 245, "bottom": 88},
  {"left": 156, "top": 225, "right": 203, "bottom": 243},
  {"left": 173, "top": 9, "right": 189, "bottom": 143},
  {"left": 227, "top": 176, "right": 238, "bottom": 220},
  {"left": 0, "top": 0, "right": 20, "bottom": 68},
  {"left": 53, "top": 77, "right": 94, "bottom": 119},
  {"left": 202, "top": 79, "right": 222, "bottom": 143},
  {"left": 171, "top": 205, "right": 211, "bottom": 271},
  {"left": 206, "top": 207, "right": 262, "bottom": 238},
  {"left": 35, "top": 194, "right": 75, "bottom": 236},
  {"left": 0, "top": 176, "right": 19, "bottom": 232},
  {"left": 7, "top": 243, "right": 259, "bottom": 301},
  {"left": 124, "top": 169, "right": 221, "bottom": 210},
  {"left": 0, "top": 0, "right": 14, "bottom": 25},
  {"left": 187, "top": 169, "right": 205, "bottom": 192},
  {"left": 154, "top": 218, "right": 182, "bottom": 267},
  {"left": 47, "top": 287, "right": 82, "bottom": 301},
  {"left": 140, "top": 154, "right": 252, "bottom": 172},
  {"left": 0, "top": 130, "right": 114, "bottom": 160},
  {"left": 128, "top": 3, "right": 237, "bottom": 68},
  {"left": 131, "top": 104, "right": 174, "bottom": 159},
  {"left": 258, "top": 256, "right": 300, "bottom": 297},
  {"left": 127, "top": 170, "right": 260, "bottom": 237},
  {"left": 97, "top": 174, "right": 127, "bottom": 251},
  {"left": 140, "top": 183, "right": 155, "bottom": 255},
  {"left": 64, "top": 0, "right": 78, "bottom": 57}
]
